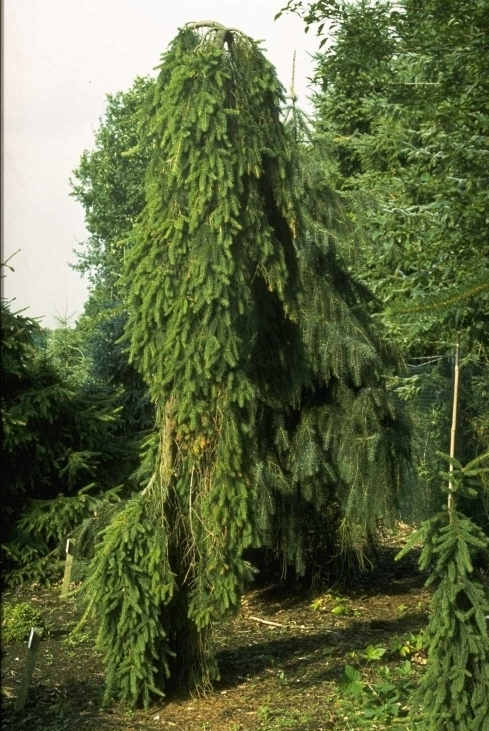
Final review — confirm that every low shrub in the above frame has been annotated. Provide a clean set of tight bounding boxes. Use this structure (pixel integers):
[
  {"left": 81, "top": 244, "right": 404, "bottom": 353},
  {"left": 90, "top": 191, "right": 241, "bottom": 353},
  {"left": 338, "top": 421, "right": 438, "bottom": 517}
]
[{"left": 2, "top": 601, "right": 45, "bottom": 643}]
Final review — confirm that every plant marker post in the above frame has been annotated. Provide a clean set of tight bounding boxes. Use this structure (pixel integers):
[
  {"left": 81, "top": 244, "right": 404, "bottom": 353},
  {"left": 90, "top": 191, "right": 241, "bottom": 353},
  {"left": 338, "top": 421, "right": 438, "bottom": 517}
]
[
  {"left": 61, "top": 538, "right": 75, "bottom": 598},
  {"left": 447, "top": 334, "right": 461, "bottom": 516},
  {"left": 15, "top": 627, "right": 43, "bottom": 710}
]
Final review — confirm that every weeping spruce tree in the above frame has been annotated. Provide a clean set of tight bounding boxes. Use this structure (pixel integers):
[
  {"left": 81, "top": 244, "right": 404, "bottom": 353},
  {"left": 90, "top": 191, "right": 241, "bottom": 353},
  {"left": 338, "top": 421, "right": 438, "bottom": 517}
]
[{"left": 82, "top": 22, "right": 409, "bottom": 707}]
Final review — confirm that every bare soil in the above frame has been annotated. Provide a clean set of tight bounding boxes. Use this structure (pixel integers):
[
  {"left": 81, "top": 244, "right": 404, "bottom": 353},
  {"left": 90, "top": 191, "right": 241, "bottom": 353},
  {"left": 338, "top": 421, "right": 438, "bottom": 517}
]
[{"left": 1, "top": 528, "right": 431, "bottom": 731}]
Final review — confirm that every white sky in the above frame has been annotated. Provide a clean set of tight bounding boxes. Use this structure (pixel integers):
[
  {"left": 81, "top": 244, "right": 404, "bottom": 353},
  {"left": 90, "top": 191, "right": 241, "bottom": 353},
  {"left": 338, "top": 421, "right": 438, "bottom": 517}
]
[{"left": 3, "top": 0, "right": 319, "bottom": 328}]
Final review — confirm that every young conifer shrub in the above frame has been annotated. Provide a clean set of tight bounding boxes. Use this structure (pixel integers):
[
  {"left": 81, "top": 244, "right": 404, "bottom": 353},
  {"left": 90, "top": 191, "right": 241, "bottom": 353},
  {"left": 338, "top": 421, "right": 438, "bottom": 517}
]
[{"left": 397, "top": 454, "right": 489, "bottom": 731}]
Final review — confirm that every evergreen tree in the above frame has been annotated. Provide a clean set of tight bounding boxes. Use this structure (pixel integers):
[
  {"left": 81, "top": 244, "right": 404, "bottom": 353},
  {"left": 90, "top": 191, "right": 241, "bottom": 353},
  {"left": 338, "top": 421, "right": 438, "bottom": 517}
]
[
  {"left": 81, "top": 21, "right": 410, "bottom": 707},
  {"left": 395, "top": 338, "right": 489, "bottom": 730},
  {"left": 85, "top": 22, "right": 300, "bottom": 705},
  {"left": 398, "top": 454, "right": 489, "bottom": 731},
  {"left": 259, "top": 97, "right": 410, "bottom": 572},
  {"left": 281, "top": 0, "right": 489, "bottom": 528},
  {"left": 0, "top": 268, "right": 142, "bottom": 586}
]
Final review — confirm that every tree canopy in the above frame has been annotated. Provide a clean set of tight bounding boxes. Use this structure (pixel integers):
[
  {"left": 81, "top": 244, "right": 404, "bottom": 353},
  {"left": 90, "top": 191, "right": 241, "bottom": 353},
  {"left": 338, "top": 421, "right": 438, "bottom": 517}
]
[{"left": 280, "top": 0, "right": 489, "bottom": 353}]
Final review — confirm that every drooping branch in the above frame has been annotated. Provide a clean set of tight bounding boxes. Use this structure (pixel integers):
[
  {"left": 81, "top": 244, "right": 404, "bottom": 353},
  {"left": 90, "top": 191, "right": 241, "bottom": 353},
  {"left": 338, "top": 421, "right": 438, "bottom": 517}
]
[
  {"left": 183, "top": 20, "right": 253, "bottom": 48},
  {"left": 183, "top": 20, "right": 250, "bottom": 36}
]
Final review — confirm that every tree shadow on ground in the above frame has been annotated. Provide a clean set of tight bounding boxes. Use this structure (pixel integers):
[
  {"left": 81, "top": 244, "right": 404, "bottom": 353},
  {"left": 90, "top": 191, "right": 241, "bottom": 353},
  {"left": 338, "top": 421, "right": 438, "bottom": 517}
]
[
  {"left": 247, "top": 543, "right": 425, "bottom": 602},
  {"left": 216, "top": 610, "right": 427, "bottom": 690}
]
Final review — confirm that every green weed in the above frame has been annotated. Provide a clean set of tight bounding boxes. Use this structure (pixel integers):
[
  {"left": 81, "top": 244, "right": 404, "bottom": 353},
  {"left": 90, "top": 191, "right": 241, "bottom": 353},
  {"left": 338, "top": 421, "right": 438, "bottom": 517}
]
[
  {"left": 336, "top": 641, "right": 421, "bottom": 728},
  {"left": 310, "top": 593, "right": 360, "bottom": 617},
  {"left": 389, "top": 632, "right": 425, "bottom": 659}
]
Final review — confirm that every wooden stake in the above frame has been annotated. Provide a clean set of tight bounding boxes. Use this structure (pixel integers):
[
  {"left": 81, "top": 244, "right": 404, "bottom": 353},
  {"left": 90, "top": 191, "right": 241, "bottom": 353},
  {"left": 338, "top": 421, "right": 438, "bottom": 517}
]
[
  {"left": 448, "top": 334, "right": 461, "bottom": 515},
  {"left": 15, "top": 627, "right": 43, "bottom": 710},
  {"left": 61, "top": 538, "right": 76, "bottom": 598}
]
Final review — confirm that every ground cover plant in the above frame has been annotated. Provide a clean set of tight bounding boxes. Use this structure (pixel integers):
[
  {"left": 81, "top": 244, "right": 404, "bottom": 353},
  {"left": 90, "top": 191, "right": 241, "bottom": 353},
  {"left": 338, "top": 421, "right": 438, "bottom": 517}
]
[
  {"left": 2, "top": 602, "right": 45, "bottom": 645},
  {"left": 1, "top": 528, "right": 431, "bottom": 731}
]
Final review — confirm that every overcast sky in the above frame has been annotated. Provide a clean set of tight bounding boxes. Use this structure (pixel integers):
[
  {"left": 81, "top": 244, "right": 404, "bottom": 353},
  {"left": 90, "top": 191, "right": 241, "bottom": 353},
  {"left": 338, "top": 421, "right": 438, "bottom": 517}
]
[{"left": 3, "top": 0, "right": 319, "bottom": 328}]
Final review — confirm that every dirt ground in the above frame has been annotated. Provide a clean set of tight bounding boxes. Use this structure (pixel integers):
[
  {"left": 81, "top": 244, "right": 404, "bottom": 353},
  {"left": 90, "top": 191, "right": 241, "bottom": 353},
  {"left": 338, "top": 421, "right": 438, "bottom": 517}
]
[{"left": 1, "top": 529, "right": 431, "bottom": 731}]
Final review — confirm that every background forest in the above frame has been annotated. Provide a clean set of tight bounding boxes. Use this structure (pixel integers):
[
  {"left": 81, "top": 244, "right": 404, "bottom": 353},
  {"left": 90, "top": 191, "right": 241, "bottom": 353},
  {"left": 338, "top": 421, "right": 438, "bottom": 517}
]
[{"left": 2, "top": 1, "right": 488, "bottom": 729}]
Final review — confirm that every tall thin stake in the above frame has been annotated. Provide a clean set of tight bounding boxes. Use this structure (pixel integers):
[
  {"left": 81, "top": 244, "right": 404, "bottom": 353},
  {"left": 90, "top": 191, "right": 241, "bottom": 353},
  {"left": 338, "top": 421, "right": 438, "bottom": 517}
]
[
  {"left": 61, "top": 538, "right": 76, "bottom": 598},
  {"left": 15, "top": 627, "right": 43, "bottom": 710},
  {"left": 447, "top": 334, "right": 461, "bottom": 515}
]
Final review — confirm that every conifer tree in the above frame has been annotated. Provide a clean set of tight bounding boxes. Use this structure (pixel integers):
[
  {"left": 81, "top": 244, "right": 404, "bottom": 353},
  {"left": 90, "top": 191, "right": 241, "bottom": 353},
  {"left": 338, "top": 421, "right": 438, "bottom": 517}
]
[
  {"left": 397, "top": 338, "right": 489, "bottom": 730},
  {"left": 0, "top": 285, "right": 132, "bottom": 587},
  {"left": 398, "top": 455, "right": 489, "bottom": 730},
  {"left": 84, "top": 22, "right": 301, "bottom": 706},
  {"left": 266, "top": 96, "right": 410, "bottom": 571},
  {"left": 82, "top": 22, "right": 410, "bottom": 707}
]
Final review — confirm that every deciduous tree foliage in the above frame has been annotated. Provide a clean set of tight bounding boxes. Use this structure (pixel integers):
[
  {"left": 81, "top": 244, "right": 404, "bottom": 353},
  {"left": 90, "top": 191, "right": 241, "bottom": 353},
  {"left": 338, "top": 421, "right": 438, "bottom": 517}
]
[
  {"left": 82, "top": 22, "right": 409, "bottom": 707},
  {"left": 70, "top": 77, "right": 156, "bottom": 437},
  {"left": 292, "top": 0, "right": 489, "bottom": 351},
  {"left": 71, "top": 75, "right": 155, "bottom": 291}
]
